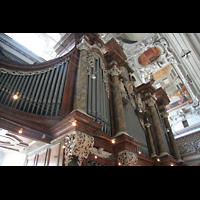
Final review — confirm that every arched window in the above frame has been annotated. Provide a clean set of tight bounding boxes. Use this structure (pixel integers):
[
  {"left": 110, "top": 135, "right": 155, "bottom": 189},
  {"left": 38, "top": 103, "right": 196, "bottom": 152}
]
[{"left": 4, "top": 33, "right": 61, "bottom": 61}]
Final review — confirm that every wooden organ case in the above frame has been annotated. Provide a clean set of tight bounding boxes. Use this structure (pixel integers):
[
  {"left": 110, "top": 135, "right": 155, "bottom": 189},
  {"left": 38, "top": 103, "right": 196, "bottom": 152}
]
[{"left": 0, "top": 33, "right": 184, "bottom": 166}]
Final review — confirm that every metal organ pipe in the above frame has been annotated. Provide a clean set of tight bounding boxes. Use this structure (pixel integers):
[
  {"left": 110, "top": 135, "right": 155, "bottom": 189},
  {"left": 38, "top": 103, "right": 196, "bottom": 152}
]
[{"left": 0, "top": 58, "right": 70, "bottom": 117}]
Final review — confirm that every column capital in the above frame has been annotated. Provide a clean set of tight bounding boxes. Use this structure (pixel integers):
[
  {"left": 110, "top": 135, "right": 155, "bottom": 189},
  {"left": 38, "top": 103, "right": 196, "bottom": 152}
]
[
  {"left": 76, "top": 38, "right": 91, "bottom": 51},
  {"left": 161, "top": 110, "right": 169, "bottom": 118},
  {"left": 118, "top": 150, "right": 138, "bottom": 166},
  {"left": 108, "top": 65, "right": 122, "bottom": 76},
  {"left": 64, "top": 131, "right": 94, "bottom": 166},
  {"left": 76, "top": 37, "right": 105, "bottom": 54},
  {"left": 145, "top": 97, "right": 156, "bottom": 107},
  {"left": 145, "top": 122, "right": 151, "bottom": 128}
]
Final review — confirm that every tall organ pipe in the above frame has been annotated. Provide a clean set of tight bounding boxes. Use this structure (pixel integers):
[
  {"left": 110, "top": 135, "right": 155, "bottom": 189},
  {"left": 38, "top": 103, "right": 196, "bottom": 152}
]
[{"left": 0, "top": 57, "right": 70, "bottom": 117}]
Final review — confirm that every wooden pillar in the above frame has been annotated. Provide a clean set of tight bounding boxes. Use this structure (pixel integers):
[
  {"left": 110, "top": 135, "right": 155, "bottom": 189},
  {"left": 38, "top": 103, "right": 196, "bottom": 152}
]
[
  {"left": 146, "top": 98, "right": 168, "bottom": 156},
  {"left": 73, "top": 40, "right": 89, "bottom": 113},
  {"left": 108, "top": 65, "right": 128, "bottom": 136},
  {"left": 162, "top": 111, "right": 183, "bottom": 162},
  {"left": 145, "top": 122, "right": 157, "bottom": 157}
]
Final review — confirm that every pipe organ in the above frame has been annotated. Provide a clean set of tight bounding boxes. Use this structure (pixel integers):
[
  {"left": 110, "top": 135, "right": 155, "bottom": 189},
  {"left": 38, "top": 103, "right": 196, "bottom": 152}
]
[
  {"left": 0, "top": 33, "right": 183, "bottom": 166},
  {"left": 86, "top": 51, "right": 111, "bottom": 136}
]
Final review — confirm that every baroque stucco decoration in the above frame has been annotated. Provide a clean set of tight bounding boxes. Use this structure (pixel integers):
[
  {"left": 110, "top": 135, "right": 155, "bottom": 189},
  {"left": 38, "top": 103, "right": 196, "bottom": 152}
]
[
  {"left": 64, "top": 131, "right": 94, "bottom": 166},
  {"left": 118, "top": 150, "right": 138, "bottom": 166}
]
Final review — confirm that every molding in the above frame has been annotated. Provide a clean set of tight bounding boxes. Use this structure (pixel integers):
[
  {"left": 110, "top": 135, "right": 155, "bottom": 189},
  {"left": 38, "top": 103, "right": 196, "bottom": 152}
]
[
  {"left": 115, "top": 131, "right": 129, "bottom": 137},
  {"left": 77, "top": 37, "right": 105, "bottom": 55},
  {"left": 0, "top": 57, "right": 69, "bottom": 75}
]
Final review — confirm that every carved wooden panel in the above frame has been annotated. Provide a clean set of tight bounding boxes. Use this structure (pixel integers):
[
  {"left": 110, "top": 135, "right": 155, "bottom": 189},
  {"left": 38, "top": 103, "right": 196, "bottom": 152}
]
[
  {"left": 48, "top": 143, "right": 60, "bottom": 166},
  {"left": 36, "top": 150, "right": 47, "bottom": 166}
]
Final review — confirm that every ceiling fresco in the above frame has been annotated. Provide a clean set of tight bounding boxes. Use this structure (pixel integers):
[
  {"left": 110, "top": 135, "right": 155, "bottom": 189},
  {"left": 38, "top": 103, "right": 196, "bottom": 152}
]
[{"left": 138, "top": 47, "right": 161, "bottom": 66}]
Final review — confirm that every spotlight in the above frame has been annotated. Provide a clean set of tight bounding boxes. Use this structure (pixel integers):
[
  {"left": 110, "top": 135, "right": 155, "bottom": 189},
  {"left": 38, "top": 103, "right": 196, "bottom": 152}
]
[
  {"left": 94, "top": 156, "right": 97, "bottom": 159},
  {"left": 138, "top": 151, "right": 142, "bottom": 154},
  {"left": 157, "top": 158, "right": 160, "bottom": 162},
  {"left": 72, "top": 120, "right": 77, "bottom": 126},
  {"left": 13, "top": 92, "right": 19, "bottom": 100},
  {"left": 111, "top": 139, "right": 116, "bottom": 144},
  {"left": 118, "top": 162, "right": 121, "bottom": 166},
  {"left": 18, "top": 128, "right": 23, "bottom": 134}
]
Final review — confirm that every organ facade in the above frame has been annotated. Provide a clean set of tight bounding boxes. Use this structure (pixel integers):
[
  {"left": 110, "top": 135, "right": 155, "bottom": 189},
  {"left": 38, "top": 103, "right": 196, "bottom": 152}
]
[{"left": 0, "top": 33, "right": 185, "bottom": 166}]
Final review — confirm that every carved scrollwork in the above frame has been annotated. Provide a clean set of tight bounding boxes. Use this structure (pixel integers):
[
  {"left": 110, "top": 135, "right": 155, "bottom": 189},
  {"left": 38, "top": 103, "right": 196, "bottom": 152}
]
[
  {"left": 0, "top": 57, "right": 70, "bottom": 76},
  {"left": 64, "top": 131, "right": 94, "bottom": 166},
  {"left": 118, "top": 150, "right": 138, "bottom": 166}
]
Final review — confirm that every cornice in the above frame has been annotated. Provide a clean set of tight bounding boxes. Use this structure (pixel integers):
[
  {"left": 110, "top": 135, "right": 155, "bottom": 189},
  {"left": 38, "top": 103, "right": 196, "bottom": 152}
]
[{"left": 0, "top": 47, "right": 76, "bottom": 72}]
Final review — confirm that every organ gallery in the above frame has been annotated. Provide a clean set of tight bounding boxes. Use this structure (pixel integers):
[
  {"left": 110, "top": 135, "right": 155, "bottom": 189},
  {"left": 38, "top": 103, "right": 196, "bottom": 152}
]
[{"left": 1, "top": 33, "right": 199, "bottom": 166}]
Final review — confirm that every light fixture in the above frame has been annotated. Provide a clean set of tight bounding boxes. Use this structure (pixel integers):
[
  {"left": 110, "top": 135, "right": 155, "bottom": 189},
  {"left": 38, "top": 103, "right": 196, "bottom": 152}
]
[
  {"left": 138, "top": 151, "right": 142, "bottom": 154},
  {"left": 111, "top": 139, "right": 116, "bottom": 144},
  {"left": 157, "top": 158, "right": 160, "bottom": 162},
  {"left": 72, "top": 121, "right": 76, "bottom": 126},
  {"left": 94, "top": 155, "right": 97, "bottom": 159},
  {"left": 170, "top": 164, "right": 174, "bottom": 166},
  {"left": 13, "top": 92, "right": 19, "bottom": 100},
  {"left": 18, "top": 128, "right": 23, "bottom": 134},
  {"left": 118, "top": 162, "right": 121, "bottom": 166}
]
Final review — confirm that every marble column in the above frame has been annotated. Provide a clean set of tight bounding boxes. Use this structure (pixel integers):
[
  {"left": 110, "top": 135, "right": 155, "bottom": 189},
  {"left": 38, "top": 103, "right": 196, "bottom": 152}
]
[
  {"left": 146, "top": 98, "right": 168, "bottom": 156},
  {"left": 73, "top": 39, "right": 90, "bottom": 113},
  {"left": 162, "top": 111, "right": 183, "bottom": 162},
  {"left": 108, "top": 65, "right": 128, "bottom": 136},
  {"left": 145, "top": 122, "right": 157, "bottom": 157}
]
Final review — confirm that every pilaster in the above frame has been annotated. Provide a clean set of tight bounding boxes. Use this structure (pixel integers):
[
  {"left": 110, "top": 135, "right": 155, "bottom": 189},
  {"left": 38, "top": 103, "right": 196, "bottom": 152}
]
[{"left": 73, "top": 39, "right": 89, "bottom": 113}]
